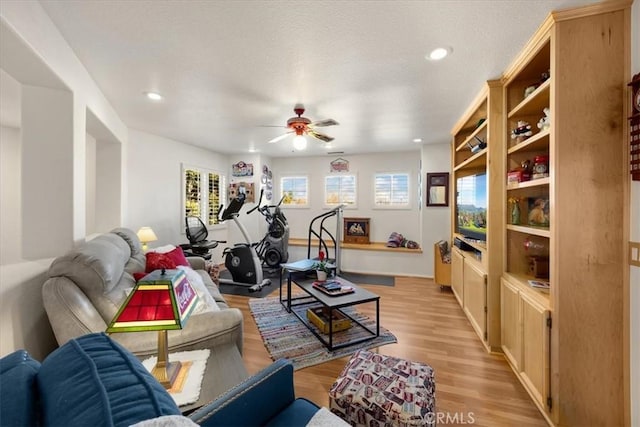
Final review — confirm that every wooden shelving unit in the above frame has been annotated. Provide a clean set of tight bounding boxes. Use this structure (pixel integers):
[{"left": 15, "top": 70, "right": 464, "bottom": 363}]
[
  {"left": 498, "top": 2, "right": 630, "bottom": 425},
  {"left": 450, "top": 80, "right": 504, "bottom": 353}
]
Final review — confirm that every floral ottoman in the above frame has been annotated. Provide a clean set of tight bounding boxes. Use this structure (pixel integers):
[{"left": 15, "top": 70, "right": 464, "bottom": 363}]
[{"left": 329, "top": 350, "right": 436, "bottom": 427}]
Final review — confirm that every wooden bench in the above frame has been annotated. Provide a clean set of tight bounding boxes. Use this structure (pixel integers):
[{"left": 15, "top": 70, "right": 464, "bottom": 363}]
[{"left": 288, "top": 238, "right": 423, "bottom": 254}]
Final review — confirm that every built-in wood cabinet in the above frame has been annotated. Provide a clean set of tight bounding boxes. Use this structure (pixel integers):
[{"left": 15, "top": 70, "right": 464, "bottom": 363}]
[
  {"left": 451, "top": 2, "right": 629, "bottom": 424},
  {"left": 462, "top": 256, "right": 487, "bottom": 341},
  {"left": 498, "top": 2, "right": 629, "bottom": 425},
  {"left": 450, "top": 81, "right": 504, "bottom": 353},
  {"left": 450, "top": 247, "right": 464, "bottom": 306},
  {"left": 501, "top": 277, "right": 550, "bottom": 413}
]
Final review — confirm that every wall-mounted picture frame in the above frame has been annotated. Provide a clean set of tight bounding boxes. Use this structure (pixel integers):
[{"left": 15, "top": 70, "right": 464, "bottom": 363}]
[
  {"left": 343, "top": 217, "right": 370, "bottom": 244},
  {"left": 426, "top": 172, "right": 449, "bottom": 207}
]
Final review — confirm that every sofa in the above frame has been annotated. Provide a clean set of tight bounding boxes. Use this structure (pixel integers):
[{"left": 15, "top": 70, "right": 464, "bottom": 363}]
[
  {"left": 41, "top": 228, "right": 248, "bottom": 402},
  {"left": 0, "top": 333, "right": 344, "bottom": 426}
]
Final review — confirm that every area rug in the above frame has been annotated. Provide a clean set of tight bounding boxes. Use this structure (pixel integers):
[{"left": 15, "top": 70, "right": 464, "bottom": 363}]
[
  {"left": 218, "top": 268, "right": 281, "bottom": 298},
  {"left": 142, "top": 349, "right": 209, "bottom": 407},
  {"left": 249, "top": 297, "right": 397, "bottom": 370},
  {"left": 338, "top": 271, "right": 395, "bottom": 286}
]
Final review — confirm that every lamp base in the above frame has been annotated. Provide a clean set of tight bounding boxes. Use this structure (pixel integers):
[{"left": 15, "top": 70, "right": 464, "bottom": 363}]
[{"left": 151, "top": 360, "right": 183, "bottom": 389}]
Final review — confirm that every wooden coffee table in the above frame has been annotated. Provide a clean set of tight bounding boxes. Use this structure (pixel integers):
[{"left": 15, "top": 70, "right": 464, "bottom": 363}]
[{"left": 279, "top": 264, "right": 380, "bottom": 351}]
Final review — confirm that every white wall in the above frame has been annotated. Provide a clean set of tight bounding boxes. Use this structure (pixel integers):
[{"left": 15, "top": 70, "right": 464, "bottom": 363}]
[
  {"left": 0, "top": 2, "right": 126, "bottom": 359},
  {"left": 272, "top": 151, "right": 442, "bottom": 277},
  {"left": 421, "top": 142, "right": 452, "bottom": 274},
  {"left": 0, "top": 126, "right": 21, "bottom": 266},
  {"left": 125, "top": 129, "right": 231, "bottom": 262},
  {"left": 630, "top": 1, "right": 639, "bottom": 425},
  {"left": 86, "top": 133, "right": 97, "bottom": 234}
]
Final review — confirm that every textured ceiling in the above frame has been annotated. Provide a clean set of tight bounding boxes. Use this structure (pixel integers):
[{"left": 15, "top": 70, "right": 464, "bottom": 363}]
[{"left": 16, "top": 1, "right": 600, "bottom": 156}]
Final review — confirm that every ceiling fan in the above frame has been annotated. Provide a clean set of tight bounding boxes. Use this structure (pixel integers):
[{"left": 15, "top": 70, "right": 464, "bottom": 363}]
[{"left": 267, "top": 104, "right": 338, "bottom": 146}]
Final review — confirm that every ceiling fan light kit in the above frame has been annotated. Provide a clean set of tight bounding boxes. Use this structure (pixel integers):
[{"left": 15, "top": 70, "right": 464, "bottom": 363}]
[{"left": 268, "top": 104, "right": 338, "bottom": 149}]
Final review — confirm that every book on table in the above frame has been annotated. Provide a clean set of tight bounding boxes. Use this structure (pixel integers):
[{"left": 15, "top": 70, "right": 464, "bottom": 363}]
[{"left": 312, "top": 280, "right": 355, "bottom": 296}]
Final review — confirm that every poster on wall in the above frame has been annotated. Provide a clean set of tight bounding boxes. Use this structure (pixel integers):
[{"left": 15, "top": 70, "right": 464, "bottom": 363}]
[
  {"left": 232, "top": 161, "right": 254, "bottom": 177},
  {"left": 228, "top": 182, "right": 255, "bottom": 203}
]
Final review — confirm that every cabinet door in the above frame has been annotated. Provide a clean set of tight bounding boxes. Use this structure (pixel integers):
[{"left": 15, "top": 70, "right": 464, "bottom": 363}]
[
  {"left": 520, "top": 292, "right": 550, "bottom": 410},
  {"left": 500, "top": 278, "right": 522, "bottom": 370},
  {"left": 451, "top": 248, "right": 464, "bottom": 306},
  {"left": 463, "top": 260, "right": 487, "bottom": 341}
]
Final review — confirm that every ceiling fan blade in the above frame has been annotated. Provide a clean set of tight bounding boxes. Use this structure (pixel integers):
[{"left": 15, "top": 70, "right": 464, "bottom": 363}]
[
  {"left": 309, "top": 118, "right": 339, "bottom": 127},
  {"left": 268, "top": 132, "right": 293, "bottom": 143},
  {"left": 308, "top": 129, "right": 334, "bottom": 143}
]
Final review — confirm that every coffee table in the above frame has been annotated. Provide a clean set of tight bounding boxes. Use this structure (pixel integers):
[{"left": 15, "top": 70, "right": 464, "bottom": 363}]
[{"left": 280, "top": 261, "right": 380, "bottom": 351}]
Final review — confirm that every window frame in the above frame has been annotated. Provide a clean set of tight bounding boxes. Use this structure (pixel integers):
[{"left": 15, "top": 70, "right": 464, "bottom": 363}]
[
  {"left": 181, "top": 163, "right": 227, "bottom": 230},
  {"left": 324, "top": 173, "right": 358, "bottom": 209},
  {"left": 279, "top": 175, "right": 310, "bottom": 208},
  {"left": 373, "top": 171, "right": 412, "bottom": 210}
]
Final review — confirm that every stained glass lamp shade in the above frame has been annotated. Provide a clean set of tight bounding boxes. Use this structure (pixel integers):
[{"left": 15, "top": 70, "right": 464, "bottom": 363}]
[{"left": 107, "top": 269, "right": 198, "bottom": 388}]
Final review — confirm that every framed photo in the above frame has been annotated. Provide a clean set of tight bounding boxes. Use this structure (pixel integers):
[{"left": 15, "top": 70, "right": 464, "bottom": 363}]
[
  {"left": 343, "top": 217, "right": 370, "bottom": 244},
  {"left": 426, "top": 173, "right": 449, "bottom": 207}
]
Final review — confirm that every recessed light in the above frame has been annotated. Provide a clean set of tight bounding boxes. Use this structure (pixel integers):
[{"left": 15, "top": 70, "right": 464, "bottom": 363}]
[
  {"left": 426, "top": 47, "right": 452, "bottom": 61},
  {"left": 144, "top": 91, "right": 163, "bottom": 101},
  {"left": 413, "top": 138, "right": 423, "bottom": 143}
]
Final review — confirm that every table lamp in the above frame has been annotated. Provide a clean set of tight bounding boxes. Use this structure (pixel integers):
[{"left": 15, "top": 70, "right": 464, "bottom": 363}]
[
  {"left": 137, "top": 227, "right": 158, "bottom": 252},
  {"left": 106, "top": 268, "right": 199, "bottom": 388}
]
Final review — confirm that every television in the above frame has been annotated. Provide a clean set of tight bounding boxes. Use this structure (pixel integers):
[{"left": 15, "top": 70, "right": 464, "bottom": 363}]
[{"left": 455, "top": 172, "right": 487, "bottom": 242}]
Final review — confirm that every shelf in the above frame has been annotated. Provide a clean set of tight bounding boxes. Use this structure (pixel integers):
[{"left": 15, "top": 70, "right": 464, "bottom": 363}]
[
  {"left": 503, "top": 272, "right": 550, "bottom": 308},
  {"left": 508, "top": 129, "right": 550, "bottom": 154},
  {"left": 453, "top": 233, "right": 486, "bottom": 251},
  {"left": 455, "top": 120, "right": 488, "bottom": 152},
  {"left": 506, "top": 224, "right": 550, "bottom": 238},
  {"left": 506, "top": 177, "right": 550, "bottom": 190},
  {"left": 507, "top": 79, "right": 551, "bottom": 119},
  {"left": 453, "top": 148, "right": 487, "bottom": 171}
]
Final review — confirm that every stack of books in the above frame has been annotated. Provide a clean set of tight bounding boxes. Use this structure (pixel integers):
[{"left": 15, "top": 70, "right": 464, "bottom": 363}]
[
  {"left": 312, "top": 280, "right": 354, "bottom": 296},
  {"left": 528, "top": 279, "right": 550, "bottom": 292}
]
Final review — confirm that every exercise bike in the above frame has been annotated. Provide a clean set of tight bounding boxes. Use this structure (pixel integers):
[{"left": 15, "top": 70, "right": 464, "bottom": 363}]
[
  {"left": 247, "top": 189, "right": 289, "bottom": 270},
  {"left": 218, "top": 193, "right": 271, "bottom": 292}
]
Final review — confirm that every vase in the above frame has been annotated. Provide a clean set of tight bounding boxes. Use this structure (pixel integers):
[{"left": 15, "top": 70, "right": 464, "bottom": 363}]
[
  {"left": 316, "top": 270, "right": 327, "bottom": 281},
  {"left": 511, "top": 203, "right": 521, "bottom": 225}
]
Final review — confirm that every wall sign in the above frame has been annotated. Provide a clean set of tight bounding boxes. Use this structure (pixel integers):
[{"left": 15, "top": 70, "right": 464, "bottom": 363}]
[
  {"left": 330, "top": 158, "right": 349, "bottom": 172},
  {"left": 232, "top": 161, "right": 254, "bottom": 177},
  {"left": 426, "top": 172, "right": 449, "bottom": 207}
]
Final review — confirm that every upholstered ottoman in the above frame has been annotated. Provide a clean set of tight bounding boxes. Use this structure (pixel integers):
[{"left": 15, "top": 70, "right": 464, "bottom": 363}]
[{"left": 329, "top": 350, "right": 436, "bottom": 426}]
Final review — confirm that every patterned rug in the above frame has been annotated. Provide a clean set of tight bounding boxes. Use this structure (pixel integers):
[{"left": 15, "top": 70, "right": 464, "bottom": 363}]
[{"left": 249, "top": 296, "right": 397, "bottom": 370}]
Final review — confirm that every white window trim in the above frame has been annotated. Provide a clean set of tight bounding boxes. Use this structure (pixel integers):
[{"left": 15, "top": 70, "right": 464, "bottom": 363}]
[
  {"left": 372, "top": 171, "right": 412, "bottom": 210},
  {"left": 280, "top": 174, "right": 310, "bottom": 209},
  {"left": 181, "top": 163, "right": 227, "bottom": 231},
  {"left": 324, "top": 173, "right": 358, "bottom": 209}
]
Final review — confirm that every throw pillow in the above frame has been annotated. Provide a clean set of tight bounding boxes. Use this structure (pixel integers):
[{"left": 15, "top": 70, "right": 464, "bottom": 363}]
[
  {"left": 145, "top": 252, "right": 177, "bottom": 273},
  {"left": 164, "top": 247, "right": 190, "bottom": 267},
  {"left": 177, "top": 266, "right": 219, "bottom": 314},
  {"left": 152, "top": 244, "right": 176, "bottom": 254}
]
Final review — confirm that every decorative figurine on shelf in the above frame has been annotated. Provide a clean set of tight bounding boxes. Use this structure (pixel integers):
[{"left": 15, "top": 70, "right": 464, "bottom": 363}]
[
  {"left": 511, "top": 120, "right": 533, "bottom": 143},
  {"left": 528, "top": 198, "right": 550, "bottom": 226},
  {"left": 537, "top": 107, "right": 551, "bottom": 131},
  {"left": 508, "top": 197, "right": 521, "bottom": 225},
  {"left": 524, "top": 85, "right": 538, "bottom": 98},
  {"left": 540, "top": 69, "right": 551, "bottom": 83}
]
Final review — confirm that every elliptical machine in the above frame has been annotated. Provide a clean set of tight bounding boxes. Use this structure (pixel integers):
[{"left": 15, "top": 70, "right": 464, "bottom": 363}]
[
  {"left": 247, "top": 189, "right": 290, "bottom": 270},
  {"left": 218, "top": 193, "right": 271, "bottom": 292}
]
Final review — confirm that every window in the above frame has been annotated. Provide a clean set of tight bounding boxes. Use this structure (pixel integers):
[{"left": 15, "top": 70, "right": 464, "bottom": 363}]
[
  {"left": 183, "top": 165, "right": 226, "bottom": 226},
  {"left": 374, "top": 172, "right": 410, "bottom": 208},
  {"left": 325, "top": 174, "right": 356, "bottom": 206},
  {"left": 280, "top": 176, "right": 308, "bottom": 207}
]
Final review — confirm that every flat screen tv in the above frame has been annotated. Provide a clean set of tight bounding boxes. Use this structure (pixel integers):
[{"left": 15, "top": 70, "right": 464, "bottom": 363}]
[{"left": 455, "top": 172, "right": 487, "bottom": 242}]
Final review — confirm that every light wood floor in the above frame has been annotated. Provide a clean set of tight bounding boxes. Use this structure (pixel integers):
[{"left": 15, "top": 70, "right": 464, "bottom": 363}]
[{"left": 224, "top": 276, "right": 546, "bottom": 427}]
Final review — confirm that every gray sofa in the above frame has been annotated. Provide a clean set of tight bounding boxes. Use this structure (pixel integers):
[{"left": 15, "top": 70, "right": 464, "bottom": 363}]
[{"left": 41, "top": 228, "right": 248, "bottom": 405}]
